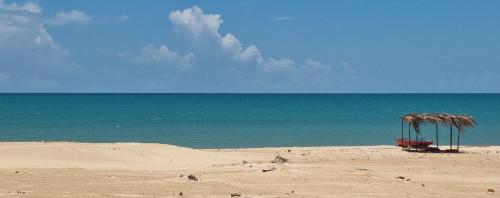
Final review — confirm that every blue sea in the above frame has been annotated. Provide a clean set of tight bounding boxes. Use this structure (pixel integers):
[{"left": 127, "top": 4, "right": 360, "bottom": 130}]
[{"left": 0, "top": 94, "right": 498, "bottom": 148}]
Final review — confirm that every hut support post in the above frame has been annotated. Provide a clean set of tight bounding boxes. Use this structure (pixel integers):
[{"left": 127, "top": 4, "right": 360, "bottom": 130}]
[
  {"left": 408, "top": 123, "right": 411, "bottom": 150},
  {"left": 457, "top": 130, "right": 461, "bottom": 151},
  {"left": 435, "top": 123, "right": 439, "bottom": 149},
  {"left": 449, "top": 125, "right": 453, "bottom": 150},
  {"left": 401, "top": 120, "right": 404, "bottom": 150}
]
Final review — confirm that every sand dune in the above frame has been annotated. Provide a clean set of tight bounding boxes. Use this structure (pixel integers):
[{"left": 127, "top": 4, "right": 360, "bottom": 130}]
[
  {"left": 1, "top": 142, "right": 499, "bottom": 197},
  {"left": 0, "top": 142, "right": 238, "bottom": 170}
]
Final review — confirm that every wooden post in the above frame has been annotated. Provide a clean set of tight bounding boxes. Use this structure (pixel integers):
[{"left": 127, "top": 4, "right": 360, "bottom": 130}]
[
  {"left": 416, "top": 129, "right": 418, "bottom": 142},
  {"left": 449, "top": 125, "right": 453, "bottom": 150},
  {"left": 435, "top": 123, "right": 439, "bottom": 149},
  {"left": 408, "top": 123, "right": 411, "bottom": 150},
  {"left": 401, "top": 120, "right": 404, "bottom": 150},
  {"left": 457, "top": 130, "right": 461, "bottom": 151}
]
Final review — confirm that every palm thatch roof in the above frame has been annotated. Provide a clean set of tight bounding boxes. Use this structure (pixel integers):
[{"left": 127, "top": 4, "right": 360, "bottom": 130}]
[{"left": 401, "top": 113, "right": 476, "bottom": 133}]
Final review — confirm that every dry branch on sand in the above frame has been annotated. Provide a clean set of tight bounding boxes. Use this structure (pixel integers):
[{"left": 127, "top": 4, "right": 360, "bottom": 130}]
[
  {"left": 262, "top": 167, "right": 276, "bottom": 172},
  {"left": 271, "top": 153, "right": 289, "bottom": 163}
]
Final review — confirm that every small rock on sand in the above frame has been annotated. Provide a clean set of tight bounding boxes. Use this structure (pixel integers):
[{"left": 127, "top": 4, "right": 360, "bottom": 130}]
[
  {"left": 396, "top": 176, "right": 405, "bottom": 180},
  {"left": 230, "top": 193, "right": 241, "bottom": 197},
  {"left": 487, "top": 188, "right": 495, "bottom": 192},
  {"left": 187, "top": 175, "right": 198, "bottom": 181}
]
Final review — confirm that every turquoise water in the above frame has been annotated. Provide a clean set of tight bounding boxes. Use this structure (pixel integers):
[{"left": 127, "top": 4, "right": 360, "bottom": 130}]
[{"left": 0, "top": 94, "right": 498, "bottom": 148}]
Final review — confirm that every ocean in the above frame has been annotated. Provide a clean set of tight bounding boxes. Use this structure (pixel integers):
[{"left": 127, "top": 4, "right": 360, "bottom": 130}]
[{"left": 0, "top": 94, "right": 498, "bottom": 148}]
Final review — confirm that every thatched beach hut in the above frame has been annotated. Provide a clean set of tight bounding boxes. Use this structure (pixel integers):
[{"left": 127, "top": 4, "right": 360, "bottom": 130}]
[{"left": 399, "top": 113, "right": 476, "bottom": 152}]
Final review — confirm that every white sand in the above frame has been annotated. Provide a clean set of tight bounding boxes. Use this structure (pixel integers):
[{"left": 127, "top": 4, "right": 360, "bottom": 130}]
[{"left": 1, "top": 142, "right": 499, "bottom": 197}]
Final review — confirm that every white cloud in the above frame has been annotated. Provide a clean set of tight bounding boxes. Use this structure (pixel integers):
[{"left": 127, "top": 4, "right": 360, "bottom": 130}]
[
  {"left": 118, "top": 6, "right": 336, "bottom": 91},
  {"left": 262, "top": 58, "right": 296, "bottom": 72},
  {"left": 341, "top": 61, "right": 357, "bottom": 79},
  {"left": 47, "top": 10, "right": 91, "bottom": 26},
  {"left": 0, "top": 11, "right": 70, "bottom": 57},
  {"left": 91, "top": 14, "right": 130, "bottom": 26},
  {"left": 302, "top": 59, "right": 329, "bottom": 72},
  {"left": 133, "top": 45, "right": 194, "bottom": 70},
  {"left": 33, "top": 25, "right": 64, "bottom": 50},
  {"left": 167, "top": 6, "right": 307, "bottom": 72},
  {"left": 240, "top": 45, "right": 262, "bottom": 63},
  {"left": 221, "top": 33, "right": 241, "bottom": 55},
  {"left": 169, "top": 6, "right": 222, "bottom": 39},
  {"left": 1, "top": 1, "right": 59, "bottom": 51},
  {"left": 221, "top": 33, "right": 263, "bottom": 63},
  {"left": 0, "top": 1, "right": 79, "bottom": 91},
  {"left": 272, "top": 16, "right": 294, "bottom": 21},
  {"left": 0, "top": 0, "right": 41, "bottom": 14}
]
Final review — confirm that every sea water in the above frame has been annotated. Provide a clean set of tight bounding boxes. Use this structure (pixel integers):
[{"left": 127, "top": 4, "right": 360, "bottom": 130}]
[{"left": 0, "top": 94, "right": 498, "bottom": 148}]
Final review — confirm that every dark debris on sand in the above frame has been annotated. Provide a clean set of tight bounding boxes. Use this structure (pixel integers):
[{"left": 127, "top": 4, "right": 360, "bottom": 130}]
[
  {"left": 187, "top": 174, "right": 198, "bottom": 181},
  {"left": 271, "top": 154, "right": 289, "bottom": 163}
]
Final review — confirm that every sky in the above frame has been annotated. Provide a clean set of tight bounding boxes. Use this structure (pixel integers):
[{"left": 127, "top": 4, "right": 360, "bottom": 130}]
[{"left": 0, "top": 0, "right": 499, "bottom": 93}]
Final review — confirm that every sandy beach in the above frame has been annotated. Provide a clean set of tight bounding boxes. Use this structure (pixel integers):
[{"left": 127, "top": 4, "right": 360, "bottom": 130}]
[{"left": 0, "top": 142, "right": 499, "bottom": 198}]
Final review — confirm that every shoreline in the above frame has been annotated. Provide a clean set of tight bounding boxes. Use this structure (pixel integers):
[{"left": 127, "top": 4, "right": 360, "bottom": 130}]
[
  {"left": 1, "top": 142, "right": 499, "bottom": 197},
  {"left": 1, "top": 141, "right": 498, "bottom": 149}
]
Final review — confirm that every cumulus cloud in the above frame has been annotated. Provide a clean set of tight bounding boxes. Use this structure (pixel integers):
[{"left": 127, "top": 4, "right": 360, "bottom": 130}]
[
  {"left": 0, "top": 12, "right": 74, "bottom": 67},
  {"left": 167, "top": 6, "right": 309, "bottom": 73},
  {"left": 47, "top": 10, "right": 91, "bottom": 26},
  {"left": 221, "top": 33, "right": 262, "bottom": 63},
  {"left": 262, "top": 58, "right": 296, "bottom": 72},
  {"left": 0, "top": 0, "right": 41, "bottom": 14},
  {"left": 115, "top": 5, "right": 338, "bottom": 91},
  {"left": 302, "top": 59, "right": 330, "bottom": 72},
  {"left": 169, "top": 6, "right": 222, "bottom": 39},
  {"left": 133, "top": 45, "right": 194, "bottom": 70},
  {"left": 0, "top": 1, "right": 79, "bottom": 91}
]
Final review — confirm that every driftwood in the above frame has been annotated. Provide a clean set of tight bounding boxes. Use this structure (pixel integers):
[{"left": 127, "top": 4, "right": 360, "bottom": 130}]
[
  {"left": 262, "top": 167, "right": 276, "bottom": 172},
  {"left": 271, "top": 153, "right": 289, "bottom": 163}
]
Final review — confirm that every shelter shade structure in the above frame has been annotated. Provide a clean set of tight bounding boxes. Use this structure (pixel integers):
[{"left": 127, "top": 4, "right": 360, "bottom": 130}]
[{"left": 398, "top": 113, "right": 477, "bottom": 152}]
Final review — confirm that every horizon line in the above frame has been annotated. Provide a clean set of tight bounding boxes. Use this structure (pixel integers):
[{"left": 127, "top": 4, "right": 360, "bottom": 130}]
[{"left": 0, "top": 92, "right": 499, "bottom": 94}]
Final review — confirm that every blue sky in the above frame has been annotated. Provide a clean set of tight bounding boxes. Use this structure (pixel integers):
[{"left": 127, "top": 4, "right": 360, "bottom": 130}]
[{"left": 0, "top": 0, "right": 499, "bottom": 92}]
